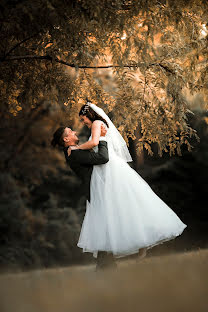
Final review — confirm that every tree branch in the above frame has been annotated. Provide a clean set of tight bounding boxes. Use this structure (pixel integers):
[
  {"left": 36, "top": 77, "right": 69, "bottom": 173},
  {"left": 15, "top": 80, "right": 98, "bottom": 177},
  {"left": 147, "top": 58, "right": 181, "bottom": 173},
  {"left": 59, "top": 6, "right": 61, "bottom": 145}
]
[
  {"left": 1, "top": 54, "right": 139, "bottom": 68},
  {"left": 2, "top": 32, "right": 41, "bottom": 61},
  {"left": 1, "top": 54, "right": 176, "bottom": 75}
]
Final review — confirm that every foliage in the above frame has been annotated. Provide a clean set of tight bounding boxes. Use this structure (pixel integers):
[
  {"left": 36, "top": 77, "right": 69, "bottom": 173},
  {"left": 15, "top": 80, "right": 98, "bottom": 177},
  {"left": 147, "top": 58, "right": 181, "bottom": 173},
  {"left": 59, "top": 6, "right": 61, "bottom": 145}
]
[
  {"left": 0, "top": 171, "right": 85, "bottom": 269},
  {"left": 0, "top": 0, "right": 207, "bottom": 156}
]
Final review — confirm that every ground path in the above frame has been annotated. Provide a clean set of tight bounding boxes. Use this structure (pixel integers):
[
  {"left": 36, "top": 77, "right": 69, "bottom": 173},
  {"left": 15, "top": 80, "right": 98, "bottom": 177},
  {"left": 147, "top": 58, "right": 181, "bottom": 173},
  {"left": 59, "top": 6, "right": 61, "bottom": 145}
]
[{"left": 0, "top": 249, "right": 207, "bottom": 312}]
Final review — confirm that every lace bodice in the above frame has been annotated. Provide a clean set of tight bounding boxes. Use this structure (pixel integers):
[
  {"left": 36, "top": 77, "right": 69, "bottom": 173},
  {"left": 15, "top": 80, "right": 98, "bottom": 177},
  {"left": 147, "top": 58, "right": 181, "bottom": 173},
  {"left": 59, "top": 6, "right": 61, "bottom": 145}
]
[{"left": 88, "top": 120, "right": 132, "bottom": 162}]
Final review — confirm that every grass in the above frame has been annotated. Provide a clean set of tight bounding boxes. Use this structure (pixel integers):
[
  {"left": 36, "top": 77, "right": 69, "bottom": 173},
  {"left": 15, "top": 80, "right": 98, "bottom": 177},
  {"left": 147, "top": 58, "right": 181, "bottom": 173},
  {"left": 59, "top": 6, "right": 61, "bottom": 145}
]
[{"left": 0, "top": 248, "right": 207, "bottom": 312}]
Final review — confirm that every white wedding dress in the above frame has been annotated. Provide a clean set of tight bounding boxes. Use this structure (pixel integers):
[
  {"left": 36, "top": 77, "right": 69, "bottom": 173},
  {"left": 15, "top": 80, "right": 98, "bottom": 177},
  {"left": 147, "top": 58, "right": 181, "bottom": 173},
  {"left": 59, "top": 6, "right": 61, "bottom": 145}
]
[{"left": 77, "top": 122, "right": 187, "bottom": 259}]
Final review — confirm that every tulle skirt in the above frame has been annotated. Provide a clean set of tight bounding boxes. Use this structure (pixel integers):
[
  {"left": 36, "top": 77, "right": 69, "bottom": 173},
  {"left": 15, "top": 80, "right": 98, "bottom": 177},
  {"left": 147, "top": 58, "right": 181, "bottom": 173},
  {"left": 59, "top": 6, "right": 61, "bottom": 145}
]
[{"left": 77, "top": 150, "right": 187, "bottom": 258}]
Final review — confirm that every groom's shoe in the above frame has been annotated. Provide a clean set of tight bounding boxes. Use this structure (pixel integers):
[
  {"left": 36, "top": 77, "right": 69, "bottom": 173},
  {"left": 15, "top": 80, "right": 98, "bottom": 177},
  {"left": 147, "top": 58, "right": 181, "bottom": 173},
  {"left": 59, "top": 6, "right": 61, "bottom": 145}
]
[{"left": 95, "top": 251, "right": 118, "bottom": 271}]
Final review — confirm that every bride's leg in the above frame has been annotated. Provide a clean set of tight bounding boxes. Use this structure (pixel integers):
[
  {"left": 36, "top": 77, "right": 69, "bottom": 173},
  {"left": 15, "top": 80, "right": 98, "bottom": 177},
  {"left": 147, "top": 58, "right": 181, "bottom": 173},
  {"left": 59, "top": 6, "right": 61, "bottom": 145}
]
[{"left": 136, "top": 247, "right": 147, "bottom": 261}]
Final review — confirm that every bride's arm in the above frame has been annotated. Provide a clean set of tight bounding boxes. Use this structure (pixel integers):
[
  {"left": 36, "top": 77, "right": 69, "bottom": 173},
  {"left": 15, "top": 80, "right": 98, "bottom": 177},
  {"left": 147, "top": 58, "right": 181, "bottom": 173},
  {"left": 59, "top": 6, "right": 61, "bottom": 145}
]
[{"left": 78, "top": 120, "right": 102, "bottom": 150}]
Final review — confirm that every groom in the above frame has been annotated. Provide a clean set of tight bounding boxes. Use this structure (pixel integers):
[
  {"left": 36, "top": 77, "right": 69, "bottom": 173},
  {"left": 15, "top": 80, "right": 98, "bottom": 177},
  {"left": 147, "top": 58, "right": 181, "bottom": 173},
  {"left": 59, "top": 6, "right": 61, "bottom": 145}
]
[{"left": 51, "top": 125, "right": 117, "bottom": 270}]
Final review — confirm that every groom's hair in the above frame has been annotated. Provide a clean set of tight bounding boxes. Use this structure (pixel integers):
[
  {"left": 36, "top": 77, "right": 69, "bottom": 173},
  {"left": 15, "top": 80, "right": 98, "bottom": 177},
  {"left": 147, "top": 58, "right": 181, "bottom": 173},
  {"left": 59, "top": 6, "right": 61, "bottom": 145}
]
[{"left": 51, "top": 126, "right": 67, "bottom": 147}]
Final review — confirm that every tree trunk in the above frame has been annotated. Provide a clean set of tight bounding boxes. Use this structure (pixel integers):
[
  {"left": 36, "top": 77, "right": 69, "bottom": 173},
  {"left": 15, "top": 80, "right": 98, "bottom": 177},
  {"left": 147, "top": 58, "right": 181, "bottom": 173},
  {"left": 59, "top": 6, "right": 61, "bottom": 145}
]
[{"left": 128, "top": 124, "right": 144, "bottom": 171}]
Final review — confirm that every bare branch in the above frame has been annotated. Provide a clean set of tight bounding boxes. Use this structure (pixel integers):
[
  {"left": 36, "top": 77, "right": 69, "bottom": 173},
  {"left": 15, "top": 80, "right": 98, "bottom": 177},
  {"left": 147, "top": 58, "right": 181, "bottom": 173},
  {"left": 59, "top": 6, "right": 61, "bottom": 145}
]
[
  {"left": 2, "top": 32, "right": 41, "bottom": 61},
  {"left": 1, "top": 54, "right": 177, "bottom": 76},
  {"left": 1, "top": 54, "right": 140, "bottom": 69}
]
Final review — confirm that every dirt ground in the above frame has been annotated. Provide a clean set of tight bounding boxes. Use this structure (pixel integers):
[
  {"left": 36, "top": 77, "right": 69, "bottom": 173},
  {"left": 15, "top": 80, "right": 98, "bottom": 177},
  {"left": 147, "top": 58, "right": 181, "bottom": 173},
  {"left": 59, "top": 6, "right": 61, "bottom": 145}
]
[{"left": 0, "top": 248, "right": 207, "bottom": 312}]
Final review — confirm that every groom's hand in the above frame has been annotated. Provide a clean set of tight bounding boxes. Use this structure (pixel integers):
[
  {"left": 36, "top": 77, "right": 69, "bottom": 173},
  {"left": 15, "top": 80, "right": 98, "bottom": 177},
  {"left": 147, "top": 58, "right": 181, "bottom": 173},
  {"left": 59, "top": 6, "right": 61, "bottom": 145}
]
[{"left": 101, "top": 124, "right": 107, "bottom": 137}]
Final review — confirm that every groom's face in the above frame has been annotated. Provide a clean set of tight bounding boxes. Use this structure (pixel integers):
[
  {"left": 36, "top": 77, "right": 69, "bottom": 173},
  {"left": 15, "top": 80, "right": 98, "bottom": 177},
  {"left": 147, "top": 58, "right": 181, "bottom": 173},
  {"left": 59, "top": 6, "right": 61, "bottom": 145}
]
[{"left": 63, "top": 127, "right": 79, "bottom": 146}]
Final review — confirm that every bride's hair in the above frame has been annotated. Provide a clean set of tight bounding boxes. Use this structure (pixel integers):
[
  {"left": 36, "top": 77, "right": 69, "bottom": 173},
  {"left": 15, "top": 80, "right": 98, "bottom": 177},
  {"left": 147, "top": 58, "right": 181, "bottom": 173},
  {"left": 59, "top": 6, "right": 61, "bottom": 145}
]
[
  {"left": 79, "top": 103, "right": 109, "bottom": 128},
  {"left": 51, "top": 126, "right": 66, "bottom": 147}
]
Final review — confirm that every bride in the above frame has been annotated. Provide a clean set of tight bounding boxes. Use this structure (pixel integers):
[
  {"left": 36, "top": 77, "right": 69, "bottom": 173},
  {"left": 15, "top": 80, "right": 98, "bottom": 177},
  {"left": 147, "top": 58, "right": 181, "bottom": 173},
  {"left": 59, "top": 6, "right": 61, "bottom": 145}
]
[{"left": 68, "top": 102, "right": 187, "bottom": 260}]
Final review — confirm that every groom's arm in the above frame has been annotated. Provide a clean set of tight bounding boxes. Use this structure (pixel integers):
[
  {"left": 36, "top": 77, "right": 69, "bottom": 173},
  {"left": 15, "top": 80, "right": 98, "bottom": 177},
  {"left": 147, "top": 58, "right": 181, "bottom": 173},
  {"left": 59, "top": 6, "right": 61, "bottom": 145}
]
[{"left": 70, "top": 140, "right": 109, "bottom": 165}]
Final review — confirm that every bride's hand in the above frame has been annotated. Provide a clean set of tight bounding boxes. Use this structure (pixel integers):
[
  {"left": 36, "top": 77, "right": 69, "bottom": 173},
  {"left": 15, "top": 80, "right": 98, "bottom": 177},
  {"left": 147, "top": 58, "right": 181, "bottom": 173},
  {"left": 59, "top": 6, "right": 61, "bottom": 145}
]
[
  {"left": 67, "top": 146, "right": 79, "bottom": 156},
  {"left": 72, "top": 146, "right": 79, "bottom": 150},
  {"left": 67, "top": 147, "right": 72, "bottom": 156},
  {"left": 101, "top": 124, "right": 107, "bottom": 137}
]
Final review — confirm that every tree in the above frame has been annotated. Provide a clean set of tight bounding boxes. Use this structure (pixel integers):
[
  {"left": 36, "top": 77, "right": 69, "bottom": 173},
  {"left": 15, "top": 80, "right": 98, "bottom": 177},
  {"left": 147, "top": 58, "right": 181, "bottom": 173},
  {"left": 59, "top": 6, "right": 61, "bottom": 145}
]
[{"left": 0, "top": 0, "right": 207, "bottom": 157}]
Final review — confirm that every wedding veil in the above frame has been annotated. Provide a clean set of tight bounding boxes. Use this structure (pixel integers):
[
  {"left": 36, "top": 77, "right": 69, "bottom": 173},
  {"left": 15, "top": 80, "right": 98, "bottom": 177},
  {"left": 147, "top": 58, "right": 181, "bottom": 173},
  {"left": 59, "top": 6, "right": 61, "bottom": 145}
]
[{"left": 88, "top": 103, "right": 133, "bottom": 162}]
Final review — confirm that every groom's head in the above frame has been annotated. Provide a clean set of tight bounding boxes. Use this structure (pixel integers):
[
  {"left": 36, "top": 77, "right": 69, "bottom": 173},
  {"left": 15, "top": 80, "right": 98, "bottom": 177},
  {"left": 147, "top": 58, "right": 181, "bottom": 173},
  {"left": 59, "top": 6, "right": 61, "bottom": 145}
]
[{"left": 51, "top": 126, "right": 79, "bottom": 148}]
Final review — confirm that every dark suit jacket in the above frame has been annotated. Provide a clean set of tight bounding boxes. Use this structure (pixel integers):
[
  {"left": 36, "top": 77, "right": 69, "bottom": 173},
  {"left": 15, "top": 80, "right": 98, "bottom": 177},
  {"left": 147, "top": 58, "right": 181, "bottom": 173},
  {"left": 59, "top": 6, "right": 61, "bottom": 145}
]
[{"left": 63, "top": 141, "right": 109, "bottom": 201}]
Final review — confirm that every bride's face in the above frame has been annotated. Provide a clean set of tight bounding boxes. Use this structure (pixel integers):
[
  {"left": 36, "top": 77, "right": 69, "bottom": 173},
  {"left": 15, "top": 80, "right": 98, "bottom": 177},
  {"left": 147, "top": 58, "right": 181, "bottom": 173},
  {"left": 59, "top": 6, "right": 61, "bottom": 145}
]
[{"left": 80, "top": 115, "right": 92, "bottom": 128}]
